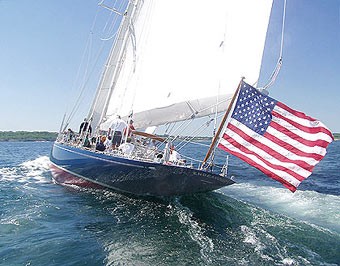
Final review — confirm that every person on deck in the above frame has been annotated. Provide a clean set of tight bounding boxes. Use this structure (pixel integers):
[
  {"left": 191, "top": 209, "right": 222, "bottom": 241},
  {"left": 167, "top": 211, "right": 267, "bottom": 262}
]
[
  {"left": 83, "top": 134, "right": 91, "bottom": 148},
  {"left": 123, "top": 120, "right": 135, "bottom": 140},
  {"left": 108, "top": 115, "right": 127, "bottom": 149},
  {"left": 95, "top": 136, "right": 106, "bottom": 152},
  {"left": 104, "top": 136, "right": 112, "bottom": 149},
  {"left": 79, "top": 118, "right": 92, "bottom": 135},
  {"left": 66, "top": 128, "right": 75, "bottom": 142},
  {"left": 169, "top": 145, "right": 181, "bottom": 163}
]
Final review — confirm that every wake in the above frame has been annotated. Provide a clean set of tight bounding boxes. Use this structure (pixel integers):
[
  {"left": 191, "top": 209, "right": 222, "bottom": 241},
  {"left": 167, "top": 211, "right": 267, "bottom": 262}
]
[
  {"left": 222, "top": 183, "right": 340, "bottom": 234},
  {"left": 0, "top": 156, "right": 51, "bottom": 184}
]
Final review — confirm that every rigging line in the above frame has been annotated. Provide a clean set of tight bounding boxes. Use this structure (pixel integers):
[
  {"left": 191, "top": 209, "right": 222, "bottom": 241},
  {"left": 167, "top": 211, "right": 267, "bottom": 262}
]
[
  {"left": 170, "top": 97, "right": 231, "bottom": 138},
  {"left": 99, "top": 2, "right": 125, "bottom": 15},
  {"left": 165, "top": 120, "right": 192, "bottom": 144},
  {"left": 65, "top": 6, "right": 101, "bottom": 126},
  {"left": 164, "top": 122, "right": 176, "bottom": 136},
  {"left": 163, "top": 118, "right": 194, "bottom": 143},
  {"left": 175, "top": 118, "right": 214, "bottom": 150},
  {"left": 100, "top": 1, "right": 113, "bottom": 33},
  {"left": 129, "top": 0, "right": 155, "bottom": 114},
  {"left": 279, "top": 0, "right": 287, "bottom": 59},
  {"left": 65, "top": 8, "right": 99, "bottom": 123},
  {"left": 186, "top": 141, "right": 211, "bottom": 148},
  {"left": 107, "top": 0, "right": 152, "bottom": 118},
  {"left": 67, "top": 40, "right": 110, "bottom": 125},
  {"left": 176, "top": 113, "right": 225, "bottom": 151},
  {"left": 166, "top": 97, "right": 231, "bottom": 139},
  {"left": 68, "top": 28, "right": 117, "bottom": 125},
  {"left": 265, "top": 60, "right": 282, "bottom": 88},
  {"left": 67, "top": 0, "right": 127, "bottom": 129},
  {"left": 113, "top": 20, "right": 140, "bottom": 115},
  {"left": 172, "top": 116, "right": 208, "bottom": 146},
  {"left": 67, "top": 47, "right": 100, "bottom": 125},
  {"left": 164, "top": 118, "right": 195, "bottom": 144},
  {"left": 263, "top": 0, "right": 287, "bottom": 89},
  {"left": 100, "top": 0, "right": 125, "bottom": 41},
  {"left": 97, "top": 0, "right": 140, "bottom": 126},
  {"left": 74, "top": 2, "right": 127, "bottom": 125},
  {"left": 164, "top": 123, "right": 171, "bottom": 135},
  {"left": 213, "top": 87, "right": 220, "bottom": 136},
  {"left": 88, "top": 0, "right": 127, "bottom": 124},
  {"left": 176, "top": 121, "right": 213, "bottom": 152},
  {"left": 179, "top": 153, "right": 225, "bottom": 169},
  {"left": 180, "top": 154, "right": 204, "bottom": 164},
  {"left": 100, "top": 32, "right": 118, "bottom": 41},
  {"left": 80, "top": 28, "right": 94, "bottom": 100},
  {"left": 169, "top": 123, "right": 176, "bottom": 135}
]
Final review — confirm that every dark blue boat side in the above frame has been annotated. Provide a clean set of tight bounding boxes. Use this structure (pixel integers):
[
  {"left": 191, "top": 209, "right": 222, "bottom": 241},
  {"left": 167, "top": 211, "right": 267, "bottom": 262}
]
[{"left": 50, "top": 142, "right": 235, "bottom": 196}]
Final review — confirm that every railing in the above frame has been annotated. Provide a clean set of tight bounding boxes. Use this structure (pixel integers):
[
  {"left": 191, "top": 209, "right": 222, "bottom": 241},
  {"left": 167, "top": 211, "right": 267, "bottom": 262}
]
[{"left": 56, "top": 131, "right": 228, "bottom": 176}]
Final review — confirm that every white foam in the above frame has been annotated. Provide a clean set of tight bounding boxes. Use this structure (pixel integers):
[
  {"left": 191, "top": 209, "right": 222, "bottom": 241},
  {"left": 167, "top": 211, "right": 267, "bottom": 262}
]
[
  {"left": 222, "top": 183, "right": 340, "bottom": 234},
  {"left": 171, "top": 199, "right": 214, "bottom": 263},
  {"left": 282, "top": 258, "right": 296, "bottom": 265},
  {"left": 20, "top": 156, "right": 50, "bottom": 174},
  {"left": 241, "top": 225, "right": 263, "bottom": 248},
  {"left": 240, "top": 225, "right": 281, "bottom": 262},
  {"left": 0, "top": 156, "right": 50, "bottom": 184}
]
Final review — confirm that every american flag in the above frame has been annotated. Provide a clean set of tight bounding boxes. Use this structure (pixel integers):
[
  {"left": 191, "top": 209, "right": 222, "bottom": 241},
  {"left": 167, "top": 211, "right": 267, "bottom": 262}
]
[{"left": 218, "top": 81, "right": 333, "bottom": 192}]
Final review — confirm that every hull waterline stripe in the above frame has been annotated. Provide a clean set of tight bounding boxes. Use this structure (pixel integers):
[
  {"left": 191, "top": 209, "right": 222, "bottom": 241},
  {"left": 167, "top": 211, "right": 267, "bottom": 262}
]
[{"left": 50, "top": 162, "right": 131, "bottom": 194}]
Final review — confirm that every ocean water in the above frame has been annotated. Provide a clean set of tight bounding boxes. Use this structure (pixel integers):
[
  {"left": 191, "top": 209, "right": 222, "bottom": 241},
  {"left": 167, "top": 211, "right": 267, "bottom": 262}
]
[{"left": 0, "top": 141, "right": 339, "bottom": 266}]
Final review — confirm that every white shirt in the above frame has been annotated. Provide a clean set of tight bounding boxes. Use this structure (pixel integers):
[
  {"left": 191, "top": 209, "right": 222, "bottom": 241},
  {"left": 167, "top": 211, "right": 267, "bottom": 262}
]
[
  {"left": 109, "top": 118, "right": 127, "bottom": 133},
  {"left": 119, "top": 143, "right": 135, "bottom": 155},
  {"left": 104, "top": 138, "right": 111, "bottom": 147},
  {"left": 169, "top": 150, "right": 181, "bottom": 162}
]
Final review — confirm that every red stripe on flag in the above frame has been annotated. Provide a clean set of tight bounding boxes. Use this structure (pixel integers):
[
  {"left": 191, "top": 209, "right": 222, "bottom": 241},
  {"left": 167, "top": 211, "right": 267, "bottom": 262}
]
[
  {"left": 276, "top": 101, "right": 317, "bottom": 122},
  {"left": 227, "top": 123, "right": 314, "bottom": 172},
  {"left": 272, "top": 110, "right": 333, "bottom": 138},
  {"left": 264, "top": 128, "right": 324, "bottom": 162},
  {"left": 270, "top": 121, "right": 331, "bottom": 148},
  {"left": 218, "top": 143, "right": 297, "bottom": 192},
  {"left": 222, "top": 133, "right": 306, "bottom": 182}
]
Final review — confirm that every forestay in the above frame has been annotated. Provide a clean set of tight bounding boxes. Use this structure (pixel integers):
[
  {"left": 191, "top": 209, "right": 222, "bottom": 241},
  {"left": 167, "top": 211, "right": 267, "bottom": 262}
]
[{"left": 91, "top": 0, "right": 273, "bottom": 130}]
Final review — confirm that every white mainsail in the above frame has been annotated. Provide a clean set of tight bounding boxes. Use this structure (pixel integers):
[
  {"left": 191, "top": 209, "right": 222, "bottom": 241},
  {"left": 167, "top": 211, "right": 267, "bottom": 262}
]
[{"left": 92, "top": 0, "right": 273, "bottom": 130}]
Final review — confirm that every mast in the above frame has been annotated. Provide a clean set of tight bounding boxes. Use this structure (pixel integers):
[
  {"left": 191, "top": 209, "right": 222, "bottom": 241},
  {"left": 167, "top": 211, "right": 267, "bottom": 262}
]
[
  {"left": 88, "top": 0, "right": 140, "bottom": 131},
  {"left": 201, "top": 78, "right": 244, "bottom": 168}
]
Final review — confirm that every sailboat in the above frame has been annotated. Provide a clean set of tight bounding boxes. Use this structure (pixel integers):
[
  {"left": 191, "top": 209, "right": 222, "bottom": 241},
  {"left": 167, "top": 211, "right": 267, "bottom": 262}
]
[{"left": 50, "top": 0, "right": 275, "bottom": 196}]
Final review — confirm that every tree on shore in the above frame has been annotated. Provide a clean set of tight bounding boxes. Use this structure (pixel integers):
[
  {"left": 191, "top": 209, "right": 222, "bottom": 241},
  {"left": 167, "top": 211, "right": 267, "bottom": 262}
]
[{"left": 0, "top": 131, "right": 58, "bottom": 142}]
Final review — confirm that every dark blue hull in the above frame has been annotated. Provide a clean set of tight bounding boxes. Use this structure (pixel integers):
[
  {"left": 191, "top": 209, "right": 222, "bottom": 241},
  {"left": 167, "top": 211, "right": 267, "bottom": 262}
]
[{"left": 50, "top": 143, "right": 234, "bottom": 196}]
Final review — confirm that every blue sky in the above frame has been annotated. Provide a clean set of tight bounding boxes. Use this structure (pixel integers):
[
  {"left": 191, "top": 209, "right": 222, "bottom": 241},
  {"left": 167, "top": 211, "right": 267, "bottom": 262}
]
[{"left": 0, "top": 0, "right": 339, "bottom": 133}]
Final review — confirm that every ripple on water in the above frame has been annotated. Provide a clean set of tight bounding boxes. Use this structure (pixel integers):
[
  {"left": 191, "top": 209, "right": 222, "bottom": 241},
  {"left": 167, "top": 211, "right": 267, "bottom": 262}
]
[{"left": 0, "top": 142, "right": 340, "bottom": 265}]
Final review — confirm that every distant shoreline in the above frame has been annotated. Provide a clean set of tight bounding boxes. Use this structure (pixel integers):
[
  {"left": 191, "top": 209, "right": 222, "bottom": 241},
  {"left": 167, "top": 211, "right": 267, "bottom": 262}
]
[
  {"left": 0, "top": 131, "right": 338, "bottom": 142},
  {"left": 333, "top": 133, "right": 340, "bottom": 141},
  {"left": 0, "top": 131, "right": 58, "bottom": 142}
]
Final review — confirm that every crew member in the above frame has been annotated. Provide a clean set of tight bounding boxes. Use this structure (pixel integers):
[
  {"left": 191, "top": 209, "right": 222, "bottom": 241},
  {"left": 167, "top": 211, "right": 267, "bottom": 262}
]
[
  {"left": 108, "top": 115, "right": 127, "bottom": 149},
  {"left": 79, "top": 118, "right": 92, "bottom": 135},
  {"left": 169, "top": 145, "right": 181, "bottom": 163},
  {"left": 123, "top": 119, "right": 135, "bottom": 138}
]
